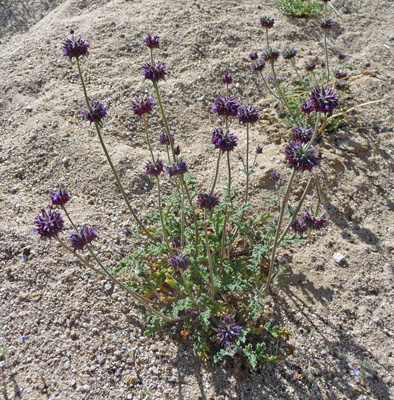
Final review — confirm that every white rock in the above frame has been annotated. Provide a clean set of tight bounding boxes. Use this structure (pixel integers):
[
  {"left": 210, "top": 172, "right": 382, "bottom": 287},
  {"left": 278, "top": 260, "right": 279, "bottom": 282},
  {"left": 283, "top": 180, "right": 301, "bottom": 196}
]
[{"left": 333, "top": 252, "right": 346, "bottom": 264}]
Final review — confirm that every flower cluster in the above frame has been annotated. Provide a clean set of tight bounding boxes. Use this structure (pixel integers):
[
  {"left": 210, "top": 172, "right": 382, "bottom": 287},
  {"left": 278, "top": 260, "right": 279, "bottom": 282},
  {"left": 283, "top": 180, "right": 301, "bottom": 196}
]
[
  {"left": 131, "top": 95, "right": 154, "bottom": 116},
  {"left": 271, "top": 172, "right": 281, "bottom": 182},
  {"left": 34, "top": 209, "right": 64, "bottom": 239},
  {"left": 217, "top": 315, "right": 242, "bottom": 347},
  {"left": 292, "top": 210, "right": 329, "bottom": 233},
  {"left": 62, "top": 33, "right": 89, "bottom": 58},
  {"left": 168, "top": 254, "right": 189, "bottom": 270},
  {"left": 282, "top": 47, "right": 297, "bottom": 60},
  {"left": 338, "top": 52, "right": 347, "bottom": 60},
  {"left": 301, "top": 100, "right": 314, "bottom": 114},
  {"left": 260, "top": 16, "right": 275, "bottom": 29},
  {"left": 305, "top": 60, "right": 316, "bottom": 72},
  {"left": 212, "top": 128, "right": 238, "bottom": 153},
  {"left": 285, "top": 141, "right": 321, "bottom": 172},
  {"left": 145, "top": 158, "right": 164, "bottom": 177},
  {"left": 50, "top": 188, "right": 70, "bottom": 207},
  {"left": 310, "top": 86, "right": 340, "bottom": 114},
  {"left": 249, "top": 52, "right": 258, "bottom": 61},
  {"left": 262, "top": 48, "right": 280, "bottom": 62},
  {"left": 166, "top": 160, "right": 188, "bottom": 177},
  {"left": 291, "top": 126, "right": 314, "bottom": 144},
  {"left": 334, "top": 70, "right": 347, "bottom": 79},
  {"left": 141, "top": 61, "right": 167, "bottom": 82},
  {"left": 81, "top": 101, "right": 108, "bottom": 124},
  {"left": 237, "top": 105, "right": 260, "bottom": 124},
  {"left": 212, "top": 96, "right": 240, "bottom": 117},
  {"left": 335, "top": 80, "right": 348, "bottom": 91},
  {"left": 157, "top": 132, "right": 174, "bottom": 145},
  {"left": 255, "top": 145, "right": 263, "bottom": 154},
  {"left": 69, "top": 226, "right": 98, "bottom": 251},
  {"left": 197, "top": 193, "right": 221, "bottom": 210},
  {"left": 317, "top": 17, "right": 334, "bottom": 30},
  {"left": 221, "top": 71, "right": 233, "bottom": 85},
  {"left": 251, "top": 59, "right": 266, "bottom": 72},
  {"left": 145, "top": 34, "right": 160, "bottom": 49}
]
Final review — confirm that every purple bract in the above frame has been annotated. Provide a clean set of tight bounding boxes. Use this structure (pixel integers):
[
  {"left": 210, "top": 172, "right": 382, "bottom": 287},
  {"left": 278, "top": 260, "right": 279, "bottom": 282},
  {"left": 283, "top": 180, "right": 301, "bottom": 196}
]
[
  {"left": 34, "top": 208, "right": 64, "bottom": 239},
  {"left": 197, "top": 193, "right": 221, "bottom": 210},
  {"left": 237, "top": 105, "right": 260, "bottom": 124},
  {"left": 262, "top": 48, "right": 280, "bottom": 62},
  {"left": 285, "top": 141, "right": 321, "bottom": 172},
  {"left": 211, "top": 128, "right": 238, "bottom": 153},
  {"left": 217, "top": 315, "right": 242, "bottom": 347},
  {"left": 249, "top": 52, "right": 258, "bottom": 61},
  {"left": 291, "top": 219, "right": 309, "bottom": 234},
  {"left": 334, "top": 70, "right": 347, "bottom": 79},
  {"left": 141, "top": 61, "right": 167, "bottom": 82},
  {"left": 131, "top": 95, "right": 154, "bottom": 116},
  {"left": 221, "top": 71, "right": 233, "bottom": 85},
  {"left": 317, "top": 17, "right": 334, "bottom": 30},
  {"left": 300, "top": 209, "right": 329, "bottom": 230},
  {"left": 81, "top": 101, "right": 108, "bottom": 124},
  {"left": 157, "top": 133, "right": 175, "bottom": 145},
  {"left": 69, "top": 226, "right": 98, "bottom": 251},
  {"left": 305, "top": 60, "right": 316, "bottom": 72},
  {"left": 291, "top": 126, "right": 314, "bottom": 144},
  {"left": 282, "top": 47, "right": 297, "bottom": 60},
  {"left": 338, "top": 52, "right": 347, "bottom": 60},
  {"left": 145, "top": 34, "right": 160, "bottom": 49},
  {"left": 251, "top": 59, "right": 266, "bottom": 72},
  {"left": 301, "top": 100, "right": 314, "bottom": 114},
  {"left": 256, "top": 145, "right": 263, "bottom": 154},
  {"left": 166, "top": 160, "right": 188, "bottom": 177},
  {"left": 145, "top": 158, "right": 164, "bottom": 177},
  {"left": 212, "top": 96, "right": 240, "bottom": 117},
  {"left": 260, "top": 16, "right": 275, "bottom": 29},
  {"left": 310, "top": 86, "right": 340, "bottom": 114},
  {"left": 62, "top": 34, "right": 89, "bottom": 59},
  {"left": 271, "top": 172, "right": 281, "bottom": 182},
  {"left": 168, "top": 254, "right": 189, "bottom": 270},
  {"left": 50, "top": 188, "right": 70, "bottom": 207}
]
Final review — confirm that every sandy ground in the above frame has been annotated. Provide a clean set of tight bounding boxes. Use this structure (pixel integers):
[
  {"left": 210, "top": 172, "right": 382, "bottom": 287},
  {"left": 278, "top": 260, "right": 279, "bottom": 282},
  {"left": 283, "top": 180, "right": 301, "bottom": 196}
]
[{"left": 0, "top": 0, "right": 394, "bottom": 399}]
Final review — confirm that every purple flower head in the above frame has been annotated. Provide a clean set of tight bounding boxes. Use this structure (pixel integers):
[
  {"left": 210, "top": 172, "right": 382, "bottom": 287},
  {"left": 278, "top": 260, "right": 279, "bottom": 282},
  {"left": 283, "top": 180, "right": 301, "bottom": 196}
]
[
  {"left": 271, "top": 172, "right": 281, "bottom": 182},
  {"left": 291, "top": 126, "right": 314, "bottom": 144},
  {"left": 34, "top": 208, "right": 64, "bottom": 239},
  {"left": 81, "top": 101, "right": 107, "bottom": 124},
  {"left": 197, "top": 193, "right": 221, "bottom": 210},
  {"left": 285, "top": 141, "right": 321, "bottom": 172},
  {"left": 157, "top": 132, "right": 175, "bottom": 145},
  {"left": 221, "top": 71, "right": 233, "bottom": 85},
  {"left": 141, "top": 61, "right": 167, "bottom": 82},
  {"left": 334, "top": 70, "right": 347, "bottom": 79},
  {"left": 282, "top": 47, "right": 297, "bottom": 60},
  {"left": 255, "top": 145, "right": 263, "bottom": 154},
  {"left": 251, "top": 59, "right": 266, "bottom": 72},
  {"left": 50, "top": 188, "right": 70, "bottom": 207},
  {"left": 305, "top": 60, "right": 316, "bottom": 72},
  {"left": 62, "top": 33, "right": 89, "bottom": 59},
  {"left": 237, "top": 105, "right": 260, "bottom": 124},
  {"left": 260, "top": 16, "right": 275, "bottom": 29},
  {"left": 249, "top": 52, "right": 258, "bottom": 61},
  {"left": 266, "top": 76, "right": 282, "bottom": 85},
  {"left": 168, "top": 254, "right": 189, "bottom": 270},
  {"left": 131, "top": 95, "right": 155, "bottom": 117},
  {"left": 171, "top": 237, "right": 181, "bottom": 249},
  {"left": 338, "top": 52, "right": 347, "bottom": 60},
  {"left": 310, "top": 86, "right": 340, "bottom": 114},
  {"left": 350, "top": 366, "right": 360, "bottom": 377},
  {"left": 166, "top": 160, "right": 188, "bottom": 177},
  {"left": 145, "top": 34, "right": 160, "bottom": 49},
  {"left": 262, "top": 48, "right": 280, "bottom": 62},
  {"left": 217, "top": 315, "right": 242, "bottom": 347},
  {"left": 145, "top": 158, "right": 164, "bottom": 177},
  {"left": 335, "top": 80, "right": 348, "bottom": 91},
  {"left": 212, "top": 128, "right": 238, "bottom": 153},
  {"left": 212, "top": 96, "right": 240, "bottom": 117},
  {"left": 174, "top": 145, "right": 181, "bottom": 156},
  {"left": 299, "top": 209, "right": 329, "bottom": 230},
  {"left": 291, "top": 219, "right": 309, "bottom": 234},
  {"left": 68, "top": 226, "right": 98, "bottom": 251},
  {"left": 317, "top": 17, "right": 334, "bottom": 30},
  {"left": 301, "top": 100, "right": 314, "bottom": 114}
]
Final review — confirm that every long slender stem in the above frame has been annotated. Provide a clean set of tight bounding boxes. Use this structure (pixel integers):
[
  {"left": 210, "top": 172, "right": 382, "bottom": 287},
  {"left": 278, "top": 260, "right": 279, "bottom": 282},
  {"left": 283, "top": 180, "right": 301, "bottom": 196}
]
[
  {"left": 204, "top": 210, "right": 215, "bottom": 298},
  {"left": 290, "top": 59, "right": 306, "bottom": 87},
  {"left": 61, "top": 205, "right": 78, "bottom": 231},
  {"left": 260, "top": 71, "right": 281, "bottom": 100},
  {"left": 156, "top": 177, "right": 171, "bottom": 252},
  {"left": 76, "top": 57, "right": 157, "bottom": 243},
  {"left": 152, "top": 81, "right": 176, "bottom": 161},
  {"left": 143, "top": 115, "right": 155, "bottom": 162},
  {"left": 179, "top": 269, "right": 201, "bottom": 310},
  {"left": 305, "top": 112, "right": 322, "bottom": 150},
  {"left": 270, "top": 60, "right": 293, "bottom": 118},
  {"left": 314, "top": 175, "right": 322, "bottom": 215},
  {"left": 266, "top": 28, "right": 270, "bottom": 49},
  {"left": 276, "top": 177, "right": 313, "bottom": 245},
  {"left": 180, "top": 177, "right": 186, "bottom": 248},
  {"left": 183, "top": 181, "right": 199, "bottom": 251},
  {"left": 262, "top": 168, "right": 296, "bottom": 294},
  {"left": 245, "top": 123, "right": 250, "bottom": 204},
  {"left": 210, "top": 151, "right": 222, "bottom": 195}
]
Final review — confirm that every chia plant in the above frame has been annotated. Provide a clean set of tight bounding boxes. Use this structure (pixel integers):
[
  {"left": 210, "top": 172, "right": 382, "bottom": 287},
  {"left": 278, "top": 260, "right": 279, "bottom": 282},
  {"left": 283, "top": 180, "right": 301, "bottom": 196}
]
[{"left": 33, "top": 29, "right": 341, "bottom": 370}]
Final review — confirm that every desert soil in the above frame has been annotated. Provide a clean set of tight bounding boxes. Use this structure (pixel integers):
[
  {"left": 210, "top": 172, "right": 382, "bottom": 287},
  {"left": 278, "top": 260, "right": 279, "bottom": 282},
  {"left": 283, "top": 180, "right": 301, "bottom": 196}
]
[{"left": 0, "top": 0, "right": 393, "bottom": 399}]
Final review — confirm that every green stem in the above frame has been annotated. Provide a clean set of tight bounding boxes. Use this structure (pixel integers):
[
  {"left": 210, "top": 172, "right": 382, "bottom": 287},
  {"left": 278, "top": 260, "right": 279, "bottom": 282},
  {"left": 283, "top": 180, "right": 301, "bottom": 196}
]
[
  {"left": 210, "top": 151, "right": 222, "bottom": 195},
  {"left": 143, "top": 115, "right": 155, "bottom": 162},
  {"left": 152, "top": 81, "right": 176, "bottom": 161},
  {"left": 260, "top": 71, "right": 281, "bottom": 100},
  {"left": 61, "top": 205, "right": 78, "bottom": 231},
  {"left": 290, "top": 58, "right": 305, "bottom": 87},
  {"left": 245, "top": 123, "right": 250, "bottom": 204},
  {"left": 183, "top": 181, "right": 199, "bottom": 252},
  {"left": 266, "top": 28, "right": 270, "bottom": 49},
  {"left": 180, "top": 177, "right": 186, "bottom": 248},
  {"left": 204, "top": 210, "right": 215, "bottom": 298},
  {"left": 156, "top": 177, "right": 171, "bottom": 252},
  {"left": 262, "top": 168, "right": 296, "bottom": 294},
  {"left": 76, "top": 57, "right": 156, "bottom": 243},
  {"left": 305, "top": 112, "right": 322, "bottom": 150},
  {"left": 314, "top": 175, "right": 322, "bottom": 215},
  {"left": 270, "top": 60, "right": 293, "bottom": 118}
]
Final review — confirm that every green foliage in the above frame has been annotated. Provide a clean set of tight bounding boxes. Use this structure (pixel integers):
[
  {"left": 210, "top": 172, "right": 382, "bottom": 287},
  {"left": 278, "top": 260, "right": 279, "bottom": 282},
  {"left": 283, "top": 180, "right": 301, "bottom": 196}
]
[{"left": 277, "top": 0, "right": 324, "bottom": 17}]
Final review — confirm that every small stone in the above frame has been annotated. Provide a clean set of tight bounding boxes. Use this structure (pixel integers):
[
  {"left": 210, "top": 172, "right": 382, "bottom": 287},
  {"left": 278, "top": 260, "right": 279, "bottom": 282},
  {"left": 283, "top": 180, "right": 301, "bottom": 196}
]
[{"left": 333, "top": 252, "right": 346, "bottom": 264}]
